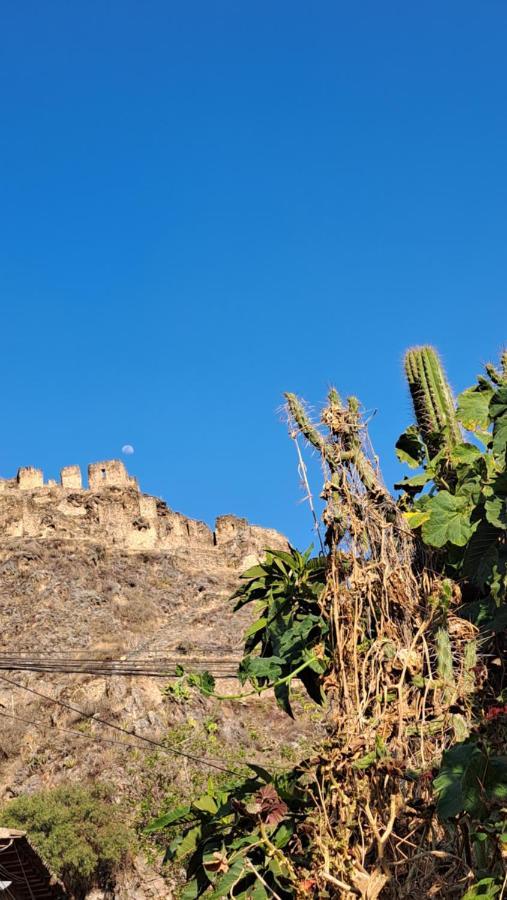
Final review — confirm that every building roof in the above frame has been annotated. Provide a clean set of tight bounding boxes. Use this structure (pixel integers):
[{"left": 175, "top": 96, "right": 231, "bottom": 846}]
[{"left": 0, "top": 829, "right": 67, "bottom": 898}]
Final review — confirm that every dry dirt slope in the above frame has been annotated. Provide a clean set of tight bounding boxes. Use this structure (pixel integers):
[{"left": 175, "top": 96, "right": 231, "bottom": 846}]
[{"left": 0, "top": 480, "right": 321, "bottom": 898}]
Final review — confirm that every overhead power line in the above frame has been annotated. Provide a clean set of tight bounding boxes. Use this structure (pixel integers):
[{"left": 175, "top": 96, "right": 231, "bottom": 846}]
[
  {"left": 0, "top": 653, "right": 240, "bottom": 678},
  {"left": 0, "top": 673, "right": 241, "bottom": 777}
]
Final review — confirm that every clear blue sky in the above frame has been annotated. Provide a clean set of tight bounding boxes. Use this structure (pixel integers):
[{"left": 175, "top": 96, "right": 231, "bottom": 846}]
[{"left": 1, "top": 2, "right": 505, "bottom": 548}]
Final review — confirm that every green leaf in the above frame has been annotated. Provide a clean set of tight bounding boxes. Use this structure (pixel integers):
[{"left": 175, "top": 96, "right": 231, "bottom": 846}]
[
  {"left": 485, "top": 496, "right": 507, "bottom": 530},
  {"left": 244, "top": 617, "right": 268, "bottom": 639},
  {"left": 403, "top": 509, "right": 430, "bottom": 529},
  {"left": 492, "top": 419, "right": 507, "bottom": 456},
  {"left": 434, "top": 742, "right": 488, "bottom": 819},
  {"left": 173, "top": 825, "right": 202, "bottom": 861},
  {"left": 450, "top": 443, "right": 483, "bottom": 466},
  {"left": 485, "top": 756, "right": 507, "bottom": 802},
  {"left": 462, "top": 521, "right": 501, "bottom": 589},
  {"left": 394, "top": 472, "right": 433, "bottom": 493},
  {"left": 272, "top": 821, "right": 293, "bottom": 849},
  {"left": 490, "top": 386, "right": 507, "bottom": 420},
  {"left": 246, "top": 764, "right": 272, "bottom": 782},
  {"left": 352, "top": 750, "right": 377, "bottom": 771},
  {"left": 457, "top": 386, "right": 494, "bottom": 431},
  {"left": 241, "top": 565, "right": 268, "bottom": 579},
  {"left": 239, "top": 656, "right": 284, "bottom": 685},
  {"left": 422, "top": 491, "right": 476, "bottom": 548},
  {"left": 193, "top": 794, "right": 219, "bottom": 814},
  {"left": 247, "top": 882, "right": 269, "bottom": 899},
  {"left": 207, "top": 858, "right": 247, "bottom": 899},
  {"left": 395, "top": 426, "right": 426, "bottom": 468},
  {"left": 462, "top": 877, "right": 502, "bottom": 899},
  {"left": 180, "top": 877, "right": 205, "bottom": 900},
  {"left": 145, "top": 804, "right": 194, "bottom": 831},
  {"left": 274, "top": 680, "right": 293, "bottom": 718}
]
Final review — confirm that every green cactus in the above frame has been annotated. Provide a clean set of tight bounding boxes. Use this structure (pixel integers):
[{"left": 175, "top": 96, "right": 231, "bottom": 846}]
[
  {"left": 436, "top": 627, "right": 454, "bottom": 684},
  {"left": 284, "top": 393, "right": 327, "bottom": 456},
  {"left": 404, "top": 346, "right": 461, "bottom": 456},
  {"left": 463, "top": 640, "right": 477, "bottom": 695},
  {"left": 285, "top": 391, "right": 391, "bottom": 506}
]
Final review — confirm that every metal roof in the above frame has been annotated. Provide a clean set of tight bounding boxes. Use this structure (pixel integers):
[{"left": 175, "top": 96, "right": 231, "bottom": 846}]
[{"left": 0, "top": 829, "right": 67, "bottom": 899}]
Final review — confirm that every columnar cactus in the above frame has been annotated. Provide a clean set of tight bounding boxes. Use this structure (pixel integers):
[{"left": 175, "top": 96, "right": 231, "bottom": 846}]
[
  {"left": 404, "top": 346, "right": 461, "bottom": 456},
  {"left": 285, "top": 390, "right": 392, "bottom": 506}
]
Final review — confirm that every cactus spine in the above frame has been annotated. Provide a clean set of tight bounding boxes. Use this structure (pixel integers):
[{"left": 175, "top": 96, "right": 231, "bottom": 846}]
[{"left": 404, "top": 346, "right": 461, "bottom": 456}]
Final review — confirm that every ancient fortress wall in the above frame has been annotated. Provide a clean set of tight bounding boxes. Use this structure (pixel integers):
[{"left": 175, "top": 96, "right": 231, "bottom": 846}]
[{"left": 0, "top": 460, "right": 285, "bottom": 564}]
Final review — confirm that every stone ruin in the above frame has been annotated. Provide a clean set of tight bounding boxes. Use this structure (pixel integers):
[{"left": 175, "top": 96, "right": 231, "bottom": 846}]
[
  {"left": 0, "top": 459, "right": 137, "bottom": 493},
  {"left": 0, "top": 459, "right": 286, "bottom": 563}
]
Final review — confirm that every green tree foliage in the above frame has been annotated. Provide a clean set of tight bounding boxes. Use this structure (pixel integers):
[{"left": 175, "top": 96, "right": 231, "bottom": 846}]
[
  {"left": 1, "top": 782, "right": 133, "bottom": 898},
  {"left": 234, "top": 548, "right": 328, "bottom": 716}
]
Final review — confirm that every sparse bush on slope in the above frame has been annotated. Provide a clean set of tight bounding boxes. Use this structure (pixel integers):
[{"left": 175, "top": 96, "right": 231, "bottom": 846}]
[{"left": 1, "top": 782, "right": 133, "bottom": 898}]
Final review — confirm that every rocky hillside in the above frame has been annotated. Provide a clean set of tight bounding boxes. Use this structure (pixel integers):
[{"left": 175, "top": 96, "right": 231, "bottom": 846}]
[{"left": 0, "top": 463, "right": 321, "bottom": 898}]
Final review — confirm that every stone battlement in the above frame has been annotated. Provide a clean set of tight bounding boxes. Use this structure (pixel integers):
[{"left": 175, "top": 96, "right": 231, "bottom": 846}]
[
  {"left": 0, "top": 460, "right": 286, "bottom": 564},
  {"left": 0, "top": 459, "right": 137, "bottom": 493}
]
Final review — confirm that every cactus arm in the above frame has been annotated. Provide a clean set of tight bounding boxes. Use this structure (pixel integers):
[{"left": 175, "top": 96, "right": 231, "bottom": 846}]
[{"left": 404, "top": 346, "right": 461, "bottom": 454}]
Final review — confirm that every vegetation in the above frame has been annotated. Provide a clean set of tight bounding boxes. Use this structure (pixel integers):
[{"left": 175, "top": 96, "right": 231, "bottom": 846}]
[
  {"left": 149, "top": 346, "right": 507, "bottom": 898},
  {"left": 1, "top": 782, "right": 133, "bottom": 898}
]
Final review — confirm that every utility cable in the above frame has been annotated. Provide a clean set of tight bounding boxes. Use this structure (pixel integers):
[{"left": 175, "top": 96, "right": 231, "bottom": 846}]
[
  {"left": 0, "top": 674, "right": 241, "bottom": 777},
  {"left": 0, "top": 709, "right": 175, "bottom": 755}
]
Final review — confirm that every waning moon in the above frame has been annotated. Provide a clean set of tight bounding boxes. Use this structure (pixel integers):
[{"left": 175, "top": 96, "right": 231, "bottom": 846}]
[{"left": 121, "top": 445, "right": 135, "bottom": 455}]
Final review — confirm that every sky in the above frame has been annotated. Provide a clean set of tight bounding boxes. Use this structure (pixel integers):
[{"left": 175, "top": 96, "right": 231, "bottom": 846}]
[{"left": 0, "top": 2, "right": 506, "bottom": 548}]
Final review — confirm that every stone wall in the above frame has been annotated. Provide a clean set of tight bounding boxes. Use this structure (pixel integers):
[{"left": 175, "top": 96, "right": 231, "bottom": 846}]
[
  {"left": 61, "top": 465, "right": 82, "bottom": 489},
  {"left": 88, "top": 460, "right": 131, "bottom": 489},
  {"left": 17, "top": 467, "right": 43, "bottom": 490},
  {"left": 0, "top": 460, "right": 287, "bottom": 564}
]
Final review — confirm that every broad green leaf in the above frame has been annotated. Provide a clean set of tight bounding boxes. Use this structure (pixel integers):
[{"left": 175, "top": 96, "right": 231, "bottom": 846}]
[
  {"left": 394, "top": 472, "right": 432, "bottom": 492},
  {"left": 247, "top": 882, "right": 269, "bottom": 899},
  {"left": 490, "top": 386, "right": 507, "bottom": 420},
  {"left": 239, "top": 655, "right": 284, "bottom": 684},
  {"left": 422, "top": 491, "right": 476, "bottom": 548},
  {"left": 485, "top": 496, "right": 507, "bottom": 530},
  {"left": 492, "top": 419, "right": 507, "bottom": 456},
  {"left": 485, "top": 756, "right": 507, "bottom": 802},
  {"left": 403, "top": 510, "right": 430, "bottom": 529},
  {"left": 395, "top": 426, "right": 426, "bottom": 469},
  {"left": 450, "top": 443, "right": 483, "bottom": 466},
  {"left": 273, "top": 821, "right": 293, "bottom": 848},
  {"left": 463, "top": 521, "right": 501, "bottom": 589},
  {"left": 434, "top": 742, "right": 488, "bottom": 819},
  {"left": 462, "top": 877, "right": 502, "bottom": 899},
  {"left": 193, "top": 794, "right": 219, "bottom": 814},
  {"left": 457, "top": 386, "right": 494, "bottom": 431}
]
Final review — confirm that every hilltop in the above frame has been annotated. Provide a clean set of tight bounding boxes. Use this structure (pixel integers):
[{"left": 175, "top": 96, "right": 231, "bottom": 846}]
[{"left": 0, "top": 461, "right": 320, "bottom": 898}]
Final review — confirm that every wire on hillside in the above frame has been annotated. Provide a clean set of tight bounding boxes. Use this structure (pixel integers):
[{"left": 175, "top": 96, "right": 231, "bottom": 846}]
[
  {"left": 0, "top": 709, "right": 177, "bottom": 755},
  {"left": 0, "top": 674, "right": 241, "bottom": 777}
]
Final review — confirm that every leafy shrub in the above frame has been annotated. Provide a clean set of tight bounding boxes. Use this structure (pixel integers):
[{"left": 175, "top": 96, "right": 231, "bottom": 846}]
[
  {"left": 0, "top": 782, "right": 133, "bottom": 898},
  {"left": 146, "top": 765, "right": 307, "bottom": 900}
]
